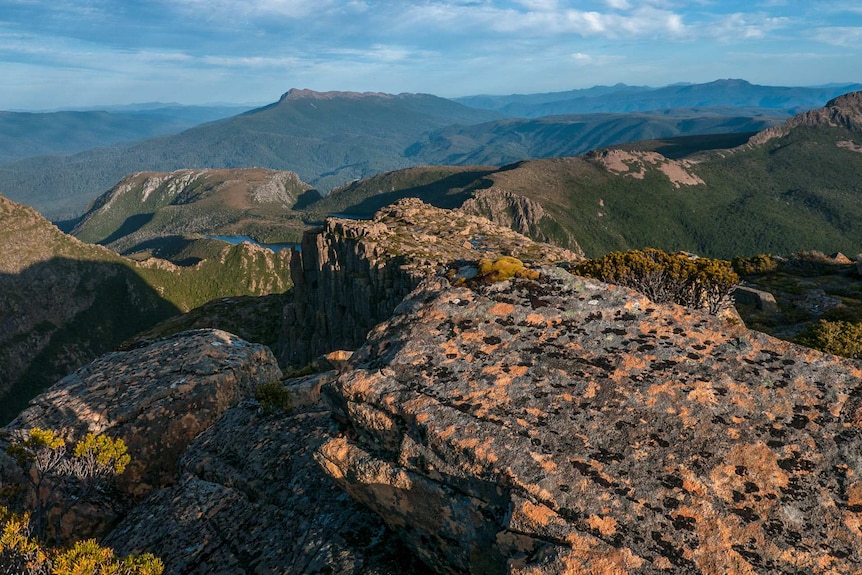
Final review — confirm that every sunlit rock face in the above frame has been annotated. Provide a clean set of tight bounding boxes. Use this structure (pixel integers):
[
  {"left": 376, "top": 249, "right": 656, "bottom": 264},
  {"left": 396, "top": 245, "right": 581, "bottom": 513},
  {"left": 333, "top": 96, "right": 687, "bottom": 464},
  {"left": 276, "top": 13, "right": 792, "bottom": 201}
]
[{"left": 318, "top": 268, "right": 862, "bottom": 574}]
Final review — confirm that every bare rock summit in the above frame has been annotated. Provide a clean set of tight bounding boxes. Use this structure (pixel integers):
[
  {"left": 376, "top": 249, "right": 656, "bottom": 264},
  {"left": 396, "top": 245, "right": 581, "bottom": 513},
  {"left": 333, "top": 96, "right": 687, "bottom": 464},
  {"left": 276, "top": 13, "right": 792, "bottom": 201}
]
[{"left": 317, "top": 267, "right": 862, "bottom": 574}]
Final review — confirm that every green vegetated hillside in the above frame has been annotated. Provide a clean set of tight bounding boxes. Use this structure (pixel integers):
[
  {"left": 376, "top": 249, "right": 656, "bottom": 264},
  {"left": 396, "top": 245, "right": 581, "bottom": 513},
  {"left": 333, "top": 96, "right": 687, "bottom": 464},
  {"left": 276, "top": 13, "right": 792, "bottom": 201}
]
[
  {"left": 306, "top": 165, "right": 500, "bottom": 218},
  {"left": 0, "top": 193, "right": 292, "bottom": 424},
  {"left": 0, "top": 105, "right": 252, "bottom": 163},
  {"left": 304, "top": 92, "right": 862, "bottom": 259},
  {"left": 0, "top": 90, "right": 503, "bottom": 220},
  {"left": 72, "top": 167, "right": 318, "bottom": 254},
  {"left": 455, "top": 79, "right": 862, "bottom": 117},
  {"left": 405, "top": 111, "right": 780, "bottom": 166}
]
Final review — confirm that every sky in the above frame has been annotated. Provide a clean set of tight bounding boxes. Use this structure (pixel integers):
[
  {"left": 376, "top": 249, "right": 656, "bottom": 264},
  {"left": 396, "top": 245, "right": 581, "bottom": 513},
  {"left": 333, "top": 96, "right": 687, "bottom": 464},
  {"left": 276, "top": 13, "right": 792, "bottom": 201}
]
[{"left": 1, "top": 0, "right": 861, "bottom": 110}]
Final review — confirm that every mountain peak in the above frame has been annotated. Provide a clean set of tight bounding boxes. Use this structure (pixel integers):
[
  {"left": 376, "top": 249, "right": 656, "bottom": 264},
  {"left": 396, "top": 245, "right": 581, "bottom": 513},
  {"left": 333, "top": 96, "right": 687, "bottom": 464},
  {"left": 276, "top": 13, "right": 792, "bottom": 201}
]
[
  {"left": 825, "top": 90, "right": 862, "bottom": 113},
  {"left": 279, "top": 88, "right": 396, "bottom": 102}
]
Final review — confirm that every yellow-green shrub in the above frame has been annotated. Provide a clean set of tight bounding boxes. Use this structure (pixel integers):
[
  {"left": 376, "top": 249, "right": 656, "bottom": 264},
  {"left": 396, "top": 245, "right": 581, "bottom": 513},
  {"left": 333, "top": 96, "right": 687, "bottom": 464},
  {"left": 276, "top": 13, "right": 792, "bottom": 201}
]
[
  {"left": 477, "top": 256, "right": 539, "bottom": 283},
  {"left": 574, "top": 248, "right": 738, "bottom": 315},
  {"left": 798, "top": 320, "right": 862, "bottom": 359}
]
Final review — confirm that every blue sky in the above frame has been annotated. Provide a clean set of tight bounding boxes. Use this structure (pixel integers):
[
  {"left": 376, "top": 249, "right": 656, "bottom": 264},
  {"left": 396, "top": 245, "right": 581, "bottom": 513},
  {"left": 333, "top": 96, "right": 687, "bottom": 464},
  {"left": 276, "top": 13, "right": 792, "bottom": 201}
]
[{"left": 1, "top": 0, "right": 861, "bottom": 109}]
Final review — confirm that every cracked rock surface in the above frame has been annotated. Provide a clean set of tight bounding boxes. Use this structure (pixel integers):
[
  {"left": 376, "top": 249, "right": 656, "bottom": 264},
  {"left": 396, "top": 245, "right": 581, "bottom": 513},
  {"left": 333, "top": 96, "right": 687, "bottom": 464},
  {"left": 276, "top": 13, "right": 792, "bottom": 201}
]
[{"left": 317, "top": 268, "right": 862, "bottom": 574}]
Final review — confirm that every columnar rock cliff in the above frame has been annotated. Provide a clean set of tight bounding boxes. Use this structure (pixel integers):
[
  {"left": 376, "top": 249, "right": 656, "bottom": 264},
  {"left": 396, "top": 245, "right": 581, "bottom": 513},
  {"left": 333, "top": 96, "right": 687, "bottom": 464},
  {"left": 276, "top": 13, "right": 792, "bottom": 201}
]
[
  {"left": 279, "top": 198, "right": 579, "bottom": 367},
  {"left": 317, "top": 268, "right": 862, "bottom": 574}
]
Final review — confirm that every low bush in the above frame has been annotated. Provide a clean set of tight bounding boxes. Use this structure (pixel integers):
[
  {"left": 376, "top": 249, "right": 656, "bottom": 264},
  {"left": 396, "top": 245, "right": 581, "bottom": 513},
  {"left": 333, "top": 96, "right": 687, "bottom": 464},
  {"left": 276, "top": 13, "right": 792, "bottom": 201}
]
[
  {"left": 797, "top": 319, "right": 862, "bottom": 359},
  {"left": 255, "top": 381, "right": 293, "bottom": 414},
  {"left": 476, "top": 256, "right": 539, "bottom": 283},
  {"left": 575, "top": 248, "right": 738, "bottom": 315},
  {"left": 732, "top": 254, "right": 778, "bottom": 275}
]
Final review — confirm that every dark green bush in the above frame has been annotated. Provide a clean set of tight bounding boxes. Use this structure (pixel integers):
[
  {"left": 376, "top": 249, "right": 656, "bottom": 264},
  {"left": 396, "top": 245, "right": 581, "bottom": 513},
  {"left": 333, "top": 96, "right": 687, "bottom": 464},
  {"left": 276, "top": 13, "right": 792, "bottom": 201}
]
[
  {"left": 574, "top": 248, "right": 738, "bottom": 315},
  {"left": 255, "top": 381, "right": 293, "bottom": 414}
]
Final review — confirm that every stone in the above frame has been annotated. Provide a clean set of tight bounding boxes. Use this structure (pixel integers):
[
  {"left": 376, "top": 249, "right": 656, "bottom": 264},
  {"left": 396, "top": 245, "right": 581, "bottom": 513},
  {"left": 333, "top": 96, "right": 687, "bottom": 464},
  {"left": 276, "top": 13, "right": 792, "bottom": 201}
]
[
  {"left": 104, "top": 398, "right": 432, "bottom": 575},
  {"left": 279, "top": 198, "right": 580, "bottom": 368},
  {"left": 4, "top": 329, "right": 281, "bottom": 499},
  {"left": 317, "top": 268, "right": 862, "bottom": 574},
  {"left": 733, "top": 285, "right": 778, "bottom": 313}
]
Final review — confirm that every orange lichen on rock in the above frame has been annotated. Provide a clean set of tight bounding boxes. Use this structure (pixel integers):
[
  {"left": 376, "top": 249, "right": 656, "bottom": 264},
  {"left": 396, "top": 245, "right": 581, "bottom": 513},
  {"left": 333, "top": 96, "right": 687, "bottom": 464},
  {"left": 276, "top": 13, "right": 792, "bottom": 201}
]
[
  {"left": 587, "top": 514, "right": 618, "bottom": 536},
  {"left": 562, "top": 532, "right": 644, "bottom": 575},
  {"left": 488, "top": 302, "right": 516, "bottom": 315}
]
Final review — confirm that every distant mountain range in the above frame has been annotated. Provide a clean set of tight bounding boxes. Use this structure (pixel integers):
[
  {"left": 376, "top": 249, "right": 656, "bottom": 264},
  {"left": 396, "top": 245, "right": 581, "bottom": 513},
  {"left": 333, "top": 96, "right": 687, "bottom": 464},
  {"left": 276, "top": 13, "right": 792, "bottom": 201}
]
[
  {"left": 454, "top": 79, "right": 862, "bottom": 117},
  {"left": 404, "top": 111, "right": 780, "bottom": 166},
  {"left": 83, "top": 91, "right": 862, "bottom": 262},
  {"left": 0, "top": 104, "right": 252, "bottom": 163},
  {"left": 0, "top": 90, "right": 503, "bottom": 219},
  {"left": 1, "top": 79, "right": 859, "bottom": 221}
]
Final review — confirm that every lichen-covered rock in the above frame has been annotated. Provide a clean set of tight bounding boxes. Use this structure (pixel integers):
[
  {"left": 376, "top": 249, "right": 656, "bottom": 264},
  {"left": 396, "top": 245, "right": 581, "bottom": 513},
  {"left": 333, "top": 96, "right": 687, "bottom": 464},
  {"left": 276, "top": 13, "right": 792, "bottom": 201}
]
[
  {"left": 104, "top": 392, "right": 432, "bottom": 575},
  {"left": 279, "top": 198, "right": 580, "bottom": 368},
  {"left": 4, "top": 329, "right": 281, "bottom": 498},
  {"left": 317, "top": 268, "right": 862, "bottom": 574}
]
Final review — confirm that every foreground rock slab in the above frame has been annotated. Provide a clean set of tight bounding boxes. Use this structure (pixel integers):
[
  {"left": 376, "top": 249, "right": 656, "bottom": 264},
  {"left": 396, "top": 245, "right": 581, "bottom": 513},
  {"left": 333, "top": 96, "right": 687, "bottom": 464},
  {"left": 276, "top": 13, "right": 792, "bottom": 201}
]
[
  {"left": 105, "top": 389, "right": 432, "bottom": 574},
  {"left": 5, "top": 329, "right": 281, "bottom": 499},
  {"left": 317, "top": 268, "right": 862, "bottom": 574}
]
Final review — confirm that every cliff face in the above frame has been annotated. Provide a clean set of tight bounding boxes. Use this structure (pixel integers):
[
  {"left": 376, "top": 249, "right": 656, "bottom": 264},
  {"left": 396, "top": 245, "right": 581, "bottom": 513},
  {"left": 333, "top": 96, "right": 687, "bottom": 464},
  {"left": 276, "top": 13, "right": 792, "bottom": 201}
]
[
  {"left": 279, "top": 198, "right": 580, "bottom": 367},
  {"left": 317, "top": 268, "right": 862, "bottom": 574},
  {"left": 460, "top": 188, "right": 583, "bottom": 254}
]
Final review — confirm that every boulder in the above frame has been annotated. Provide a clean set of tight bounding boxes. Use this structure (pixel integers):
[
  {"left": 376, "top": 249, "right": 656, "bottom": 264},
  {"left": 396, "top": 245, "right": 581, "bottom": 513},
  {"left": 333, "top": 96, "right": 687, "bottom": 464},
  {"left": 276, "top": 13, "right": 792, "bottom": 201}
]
[
  {"left": 733, "top": 285, "right": 778, "bottom": 313},
  {"left": 4, "top": 329, "right": 281, "bottom": 499},
  {"left": 317, "top": 268, "right": 862, "bottom": 574}
]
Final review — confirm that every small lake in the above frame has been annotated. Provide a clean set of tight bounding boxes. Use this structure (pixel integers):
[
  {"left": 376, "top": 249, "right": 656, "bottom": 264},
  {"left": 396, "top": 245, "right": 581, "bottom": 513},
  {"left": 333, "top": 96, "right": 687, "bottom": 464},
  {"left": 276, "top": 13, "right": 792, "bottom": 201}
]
[{"left": 204, "top": 235, "right": 300, "bottom": 252}]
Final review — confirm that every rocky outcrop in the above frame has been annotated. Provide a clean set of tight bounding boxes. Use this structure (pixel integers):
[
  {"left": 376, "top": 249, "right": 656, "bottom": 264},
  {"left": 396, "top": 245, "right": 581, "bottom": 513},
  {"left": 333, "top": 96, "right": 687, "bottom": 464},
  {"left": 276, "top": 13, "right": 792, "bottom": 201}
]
[
  {"left": 279, "top": 198, "right": 580, "bottom": 368},
  {"left": 733, "top": 285, "right": 778, "bottom": 313},
  {"left": 317, "top": 268, "right": 862, "bottom": 574},
  {"left": 460, "top": 188, "right": 583, "bottom": 255},
  {"left": 104, "top": 384, "right": 432, "bottom": 574},
  {"left": 4, "top": 329, "right": 281, "bottom": 500},
  {"left": 589, "top": 149, "right": 705, "bottom": 187},
  {"left": 749, "top": 90, "right": 862, "bottom": 145}
]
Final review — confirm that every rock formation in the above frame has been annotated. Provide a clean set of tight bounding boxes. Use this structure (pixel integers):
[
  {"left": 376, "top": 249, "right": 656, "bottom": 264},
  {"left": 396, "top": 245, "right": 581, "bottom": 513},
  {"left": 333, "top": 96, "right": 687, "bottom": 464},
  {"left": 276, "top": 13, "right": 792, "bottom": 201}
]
[
  {"left": 5, "top": 198, "right": 862, "bottom": 573},
  {"left": 317, "top": 267, "right": 862, "bottom": 574},
  {"left": 4, "top": 329, "right": 280, "bottom": 501},
  {"left": 749, "top": 91, "right": 862, "bottom": 146},
  {"left": 279, "top": 198, "right": 580, "bottom": 368},
  {"left": 460, "top": 188, "right": 582, "bottom": 254},
  {"left": 103, "top": 377, "right": 432, "bottom": 575}
]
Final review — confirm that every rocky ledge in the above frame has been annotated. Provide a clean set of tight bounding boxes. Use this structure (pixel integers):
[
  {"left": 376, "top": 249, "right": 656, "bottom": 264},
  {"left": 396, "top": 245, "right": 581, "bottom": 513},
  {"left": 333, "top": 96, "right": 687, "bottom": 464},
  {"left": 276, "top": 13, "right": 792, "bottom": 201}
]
[
  {"left": 317, "top": 267, "right": 862, "bottom": 574},
  {"left": 3, "top": 329, "right": 281, "bottom": 501}
]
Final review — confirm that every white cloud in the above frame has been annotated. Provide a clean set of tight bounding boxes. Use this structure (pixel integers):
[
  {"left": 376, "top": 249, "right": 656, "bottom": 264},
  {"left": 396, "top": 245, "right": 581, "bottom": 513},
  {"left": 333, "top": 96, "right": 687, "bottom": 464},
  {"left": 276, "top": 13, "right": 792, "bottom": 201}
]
[
  {"left": 810, "top": 26, "right": 862, "bottom": 47},
  {"left": 605, "top": 0, "right": 632, "bottom": 10},
  {"left": 396, "top": 2, "right": 690, "bottom": 39}
]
